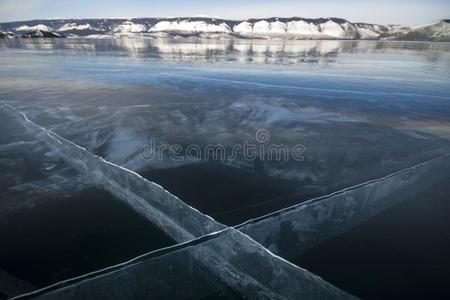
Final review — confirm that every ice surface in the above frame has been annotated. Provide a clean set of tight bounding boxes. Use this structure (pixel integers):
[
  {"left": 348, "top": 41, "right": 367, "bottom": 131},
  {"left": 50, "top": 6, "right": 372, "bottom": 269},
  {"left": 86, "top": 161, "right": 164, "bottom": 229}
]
[
  {"left": 0, "top": 102, "right": 225, "bottom": 243},
  {"left": 238, "top": 153, "right": 450, "bottom": 258},
  {"left": 0, "top": 269, "right": 35, "bottom": 299},
  {"left": 2, "top": 40, "right": 450, "bottom": 298},
  {"left": 7, "top": 100, "right": 448, "bottom": 299},
  {"left": 13, "top": 229, "right": 355, "bottom": 300},
  {"left": 0, "top": 105, "right": 87, "bottom": 219},
  {"left": 1, "top": 40, "right": 449, "bottom": 223},
  {"left": 2, "top": 102, "right": 356, "bottom": 299},
  {"left": 295, "top": 176, "right": 450, "bottom": 299},
  {"left": 0, "top": 104, "right": 177, "bottom": 294}
]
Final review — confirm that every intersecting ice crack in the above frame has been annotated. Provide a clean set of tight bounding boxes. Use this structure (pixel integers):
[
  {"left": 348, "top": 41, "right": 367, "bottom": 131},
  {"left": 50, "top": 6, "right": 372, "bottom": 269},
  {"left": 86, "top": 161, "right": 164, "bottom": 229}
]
[
  {"left": 3, "top": 101, "right": 449, "bottom": 299},
  {"left": 1, "top": 102, "right": 355, "bottom": 299}
]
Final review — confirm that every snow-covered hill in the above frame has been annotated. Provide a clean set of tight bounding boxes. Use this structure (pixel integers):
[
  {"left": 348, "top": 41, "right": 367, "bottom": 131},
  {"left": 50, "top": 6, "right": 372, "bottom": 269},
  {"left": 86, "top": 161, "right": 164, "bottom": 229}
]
[
  {"left": 0, "top": 17, "right": 448, "bottom": 41},
  {"left": 401, "top": 20, "right": 450, "bottom": 41}
]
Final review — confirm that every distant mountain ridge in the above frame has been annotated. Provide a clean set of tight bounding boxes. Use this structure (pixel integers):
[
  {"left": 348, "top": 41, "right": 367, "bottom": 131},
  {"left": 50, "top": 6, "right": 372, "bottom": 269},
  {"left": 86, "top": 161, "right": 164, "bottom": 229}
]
[{"left": 0, "top": 17, "right": 449, "bottom": 41}]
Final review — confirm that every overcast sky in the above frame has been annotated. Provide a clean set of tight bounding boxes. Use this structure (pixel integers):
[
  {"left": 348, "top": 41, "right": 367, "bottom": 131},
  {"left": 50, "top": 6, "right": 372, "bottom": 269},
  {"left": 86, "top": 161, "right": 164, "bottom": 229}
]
[{"left": 0, "top": 0, "right": 449, "bottom": 25}]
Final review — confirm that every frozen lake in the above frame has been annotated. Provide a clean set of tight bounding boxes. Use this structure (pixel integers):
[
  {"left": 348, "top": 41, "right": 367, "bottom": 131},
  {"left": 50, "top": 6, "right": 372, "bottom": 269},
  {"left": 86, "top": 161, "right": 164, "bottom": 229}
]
[{"left": 0, "top": 38, "right": 449, "bottom": 299}]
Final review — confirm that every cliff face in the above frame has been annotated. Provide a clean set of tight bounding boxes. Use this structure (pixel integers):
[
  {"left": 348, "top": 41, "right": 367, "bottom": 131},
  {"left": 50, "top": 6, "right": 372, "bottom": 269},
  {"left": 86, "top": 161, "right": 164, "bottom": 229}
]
[{"left": 0, "top": 17, "right": 448, "bottom": 41}]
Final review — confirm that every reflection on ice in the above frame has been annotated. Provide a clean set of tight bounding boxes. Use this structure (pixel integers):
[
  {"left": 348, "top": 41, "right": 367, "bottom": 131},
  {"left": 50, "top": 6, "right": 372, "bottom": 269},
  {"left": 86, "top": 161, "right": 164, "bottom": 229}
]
[{"left": 2, "top": 38, "right": 449, "bottom": 63}]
